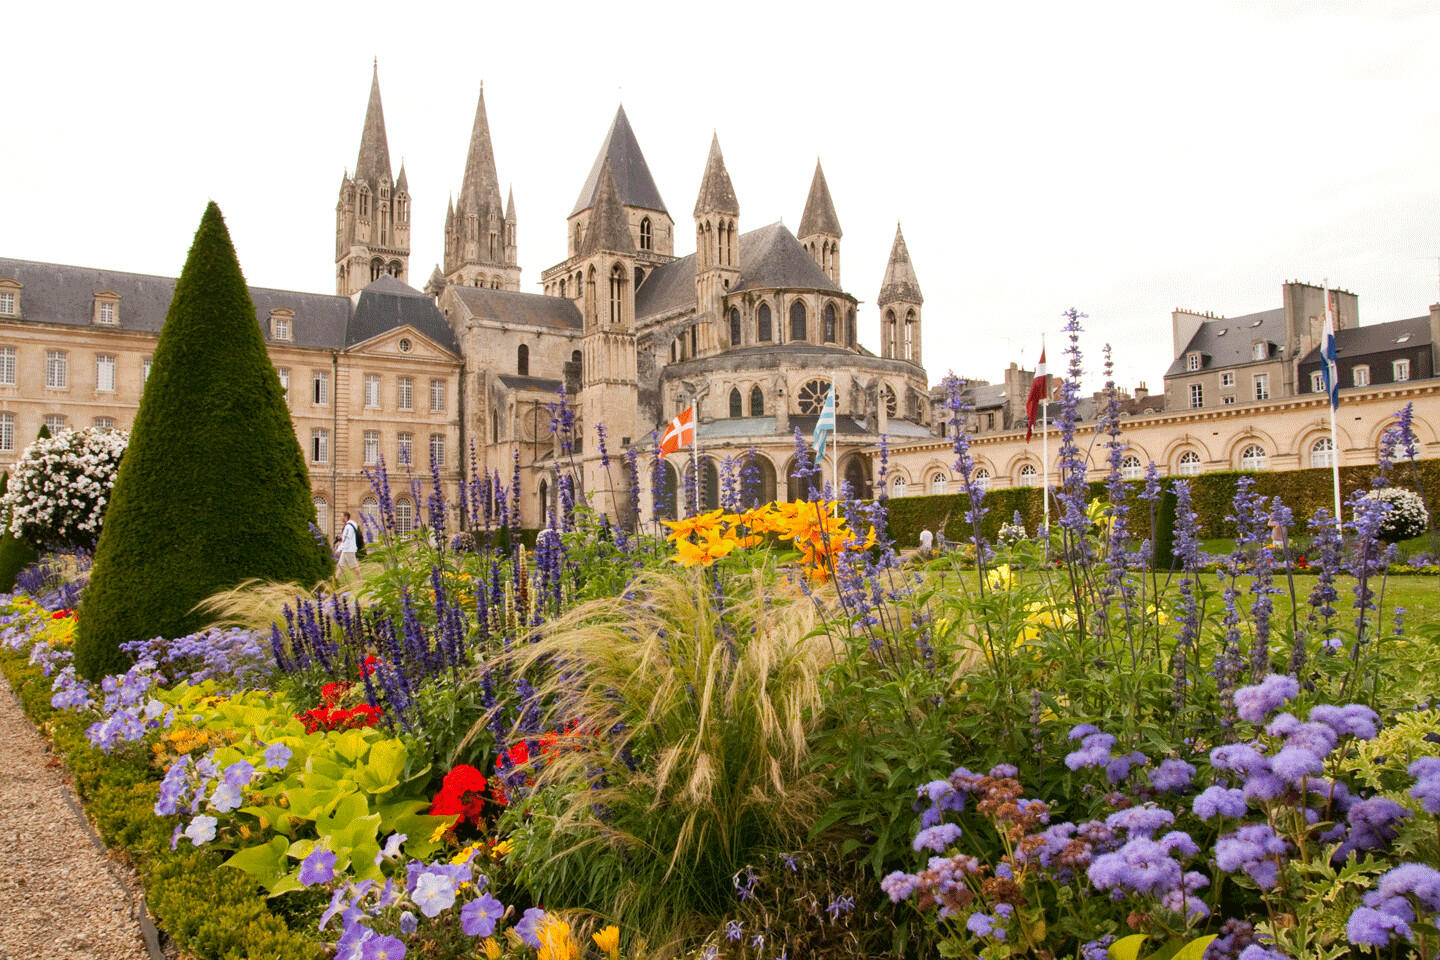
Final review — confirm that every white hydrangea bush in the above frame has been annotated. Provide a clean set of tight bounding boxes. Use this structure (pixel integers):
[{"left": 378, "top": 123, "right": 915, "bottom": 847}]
[
  {"left": 1363, "top": 486, "right": 1429, "bottom": 543},
  {"left": 2, "top": 428, "right": 129, "bottom": 548}
]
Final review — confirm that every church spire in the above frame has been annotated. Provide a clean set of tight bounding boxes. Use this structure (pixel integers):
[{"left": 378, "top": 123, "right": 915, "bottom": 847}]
[
  {"left": 879, "top": 222, "right": 923, "bottom": 365},
  {"left": 459, "top": 85, "right": 503, "bottom": 214},
  {"left": 337, "top": 62, "right": 408, "bottom": 295},
  {"left": 879, "top": 222, "right": 923, "bottom": 305},
  {"left": 354, "top": 61, "right": 393, "bottom": 189},
  {"left": 693, "top": 133, "right": 739, "bottom": 218},
  {"left": 580, "top": 159, "right": 635, "bottom": 256},
  {"left": 444, "top": 85, "right": 520, "bottom": 290},
  {"left": 798, "top": 159, "right": 842, "bottom": 239}
]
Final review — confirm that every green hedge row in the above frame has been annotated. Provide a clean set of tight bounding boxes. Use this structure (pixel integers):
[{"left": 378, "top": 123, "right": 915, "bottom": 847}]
[
  {"left": 0, "top": 651, "right": 320, "bottom": 960},
  {"left": 884, "top": 459, "right": 1440, "bottom": 547}
]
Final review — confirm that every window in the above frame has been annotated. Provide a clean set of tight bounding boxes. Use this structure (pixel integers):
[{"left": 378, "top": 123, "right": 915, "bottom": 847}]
[
  {"left": 364, "top": 375, "right": 381, "bottom": 408},
  {"left": 363, "top": 430, "right": 379, "bottom": 465},
  {"left": 796, "top": 379, "right": 830, "bottom": 415},
  {"left": 929, "top": 473, "right": 948, "bottom": 496},
  {"left": 1189, "top": 383, "right": 1203, "bottom": 408},
  {"left": 1019, "top": 463, "right": 1039, "bottom": 487},
  {"left": 311, "top": 428, "right": 329, "bottom": 464},
  {"left": 313, "top": 497, "right": 329, "bottom": 538},
  {"left": 892, "top": 477, "right": 907, "bottom": 498},
  {"left": 0, "top": 293, "right": 14, "bottom": 315},
  {"left": 729, "top": 308, "right": 741, "bottom": 346},
  {"left": 271, "top": 315, "right": 290, "bottom": 340},
  {"left": 904, "top": 312, "right": 915, "bottom": 360},
  {"left": 609, "top": 264, "right": 625, "bottom": 326},
  {"left": 517, "top": 344, "right": 529, "bottom": 377},
  {"left": 1311, "top": 436, "right": 1336, "bottom": 468},
  {"left": 729, "top": 388, "right": 742, "bottom": 418},
  {"left": 397, "top": 432, "right": 413, "bottom": 466},
  {"left": 1352, "top": 365, "right": 1370, "bottom": 387},
  {"left": 275, "top": 367, "right": 289, "bottom": 399},
  {"left": 1240, "top": 444, "right": 1267, "bottom": 471},
  {"left": 973, "top": 468, "right": 991, "bottom": 492},
  {"left": 789, "top": 300, "right": 807, "bottom": 341},
  {"left": 1186, "top": 353, "right": 1201, "bottom": 372},
  {"left": 1120, "top": 454, "right": 1143, "bottom": 480},
  {"left": 1252, "top": 342, "right": 1268, "bottom": 361},
  {"left": 95, "top": 354, "right": 116, "bottom": 392},
  {"left": 640, "top": 217, "right": 652, "bottom": 251},
  {"left": 397, "top": 376, "right": 413, "bottom": 411},
  {"left": 0, "top": 413, "right": 11, "bottom": 452},
  {"left": 1310, "top": 370, "right": 1324, "bottom": 393},
  {"left": 312, "top": 370, "right": 329, "bottom": 405},
  {"left": 823, "top": 304, "right": 837, "bottom": 343},
  {"left": 143, "top": 358, "right": 152, "bottom": 384},
  {"left": 430, "top": 379, "right": 446, "bottom": 412},
  {"left": 757, "top": 304, "right": 772, "bottom": 342},
  {"left": 1253, "top": 374, "right": 1269, "bottom": 401},
  {"left": 429, "top": 434, "right": 445, "bottom": 467},
  {"left": 750, "top": 386, "right": 764, "bottom": 416},
  {"left": 1220, "top": 372, "right": 1235, "bottom": 387},
  {"left": 0, "top": 347, "right": 15, "bottom": 386},
  {"left": 45, "top": 350, "right": 67, "bottom": 388},
  {"left": 1394, "top": 359, "right": 1411, "bottom": 382},
  {"left": 394, "top": 498, "right": 414, "bottom": 534},
  {"left": 44, "top": 414, "right": 66, "bottom": 434},
  {"left": 882, "top": 385, "right": 897, "bottom": 417},
  {"left": 1178, "top": 451, "right": 1202, "bottom": 476},
  {"left": 96, "top": 300, "right": 116, "bottom": 325},
  {"left": 1223, "top": 396, "right": 1236, "bottom": 405}
]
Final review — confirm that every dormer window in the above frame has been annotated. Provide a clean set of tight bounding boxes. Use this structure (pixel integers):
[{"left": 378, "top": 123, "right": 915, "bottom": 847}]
[
  {"left": 0, "top": 279, "right": 18, "bottom": 316},
  {"left": 1185, "top": 352, "right": 1201, "bottom": 372},
  {"left": 93, "top": 292, "right": 119, "bottom": 325},
  {"left": 269, "top": 308, "right": 294, "bottom": 342},
  {"left": 1251, "top": 341, "right": 1268, "bottom": 362}
]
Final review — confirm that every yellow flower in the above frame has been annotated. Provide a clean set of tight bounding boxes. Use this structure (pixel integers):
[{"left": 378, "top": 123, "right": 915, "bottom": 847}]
[
  {"left": 428, "top": 819, "right": 456, "bottom": 845},
  {"left": 537, "top": 919, "right": 579, "bottom": 960},
  {"left": 490, "top": 838, "right": 514, "bottom": 858},
  {"left": 592, "top": 925, "right": 620, "bottom": 959},
  {"left": 451, "top": 842, "right": 483, "bottom": 865},
  {"left": 986, "top": 564, "right": 1013, "bottom": 591},
  {"left": 672, "top": 528, "right": 738, "bottom": 567},
  {"left": 480, "top": 937, "right": 502, "bottom": 959}
]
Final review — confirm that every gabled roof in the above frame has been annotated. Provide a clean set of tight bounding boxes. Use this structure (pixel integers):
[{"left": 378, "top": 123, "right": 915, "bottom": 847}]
[
  {"left": 570, "top": 106, "right": 668, "bottom": 217},
  {"left": 458, "top": 86, "right": 504, "bottom": 215},
  {"left": 878, "top": 223, "right": 923, "bottom": 305},
  {"left": 1297, "top": 315, "right": 1432, "bottom": 364},
  {"left": 797, "top": 160, "right": 842, "bottom": 238},
  {"left": 451, "top": 286, "right": 582, "bottom": 332},
  {"left": 579, "top": 159, "right": 635, "bottom": 256},
  {"left": 354, "top": 63, "right": 393, "bottom": 190},
  {"left": 693, "top": 134, "right": 739, "bottom": 218},
  {"left": 1165, "top": 307, "right": 1285, "bottom": 377},
  {"left": 347, "top": 275, "right": 459, "bottom": 354}
]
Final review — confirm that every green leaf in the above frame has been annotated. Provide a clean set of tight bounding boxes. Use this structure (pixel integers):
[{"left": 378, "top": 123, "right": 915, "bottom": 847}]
[
  {"left": 220, "top": 835, "right": 289, "bottom": 890},
  {"left": 357, "top": 739, "right": 407, "bottom": 794},
  {"left": 1170, "top": 935, "right": 1217, "bottom": 960},
  {"left": 1108, "top": 934, "right": 1149, "bottom": 960}
]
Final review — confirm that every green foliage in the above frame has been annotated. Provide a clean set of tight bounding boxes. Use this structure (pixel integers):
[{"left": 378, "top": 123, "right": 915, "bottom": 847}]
[
  {"left": 0, "top": 472, "right": 39, "bottom": 590},
  {"left": 76, "top": 203, "right": 330, "bottom": 679},
  {"left": 1151, "top": 483, "right": 1178, "bottom": 571}
]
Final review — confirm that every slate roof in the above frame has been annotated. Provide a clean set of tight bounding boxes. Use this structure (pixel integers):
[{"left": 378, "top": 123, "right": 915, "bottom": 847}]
[
  {"left": 498, "top": 374, "right": 564, "bottom": 392},
  {"left": 967, "top": 383, "right": 1007, "bottom": 409},
  {"left": 571, "top": 106, "right": 668, "bottom": 216},
  {"left": 1297, "top": 315, "right": 1431, "bottom": 364},
  {"left": 346, "top": 275, "right": 459, "bottom": 354},
  {"left": 579, "top": 159, "right": 635, "bottom": 256},
  {"left": 1165, "top": 307, "right": 1285, "bottom": 377},
  {"left": 797, "top": 161, "right": 842, "bottom": 238},
  {"left": 451, "top": 286, "right": 582, "bottom": 332},
  {"left": 354, "top": 63, "right": 394, "bottom": 189}
]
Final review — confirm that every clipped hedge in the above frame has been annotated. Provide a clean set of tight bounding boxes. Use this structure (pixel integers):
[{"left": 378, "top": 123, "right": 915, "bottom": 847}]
[
  {"left": 0, "top": 472, "right": 39, "bottom": 590},
  {"left": 0, "top": 650, "right": 320, "bottom": 959}
]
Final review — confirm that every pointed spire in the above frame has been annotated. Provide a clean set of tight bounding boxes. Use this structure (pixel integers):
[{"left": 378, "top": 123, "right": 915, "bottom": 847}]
[
  {"left": 798, "top": 160, "right": 842, "bottom": 239},
  {"left": 571, "top": 105, "right": 668, "bottom": 216},
  {"left": 879, "top": 222, "right": 923, "bottom": 305},
  {"left": 459, "top": 86, "right": 503, "bottom": 213},
  {"left": 505, "top": 186, "right": 516, "bottom": 221},
  {"left": 395, "top": 161, "right": 408, "bottom": 193},
  {"left": 580, "top": 159, "right": 635, "bottom": 256},
  {"left": 354, "top": 61, "right": 393, "bottom": 188},
  {"left": 693, "top": 133, "right": 740, "bottom": 218}
]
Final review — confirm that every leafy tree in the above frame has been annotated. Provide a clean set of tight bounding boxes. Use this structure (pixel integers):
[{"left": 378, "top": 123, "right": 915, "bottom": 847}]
[{"left": 75, "top": 203, "right": 331, "bottom": 679}]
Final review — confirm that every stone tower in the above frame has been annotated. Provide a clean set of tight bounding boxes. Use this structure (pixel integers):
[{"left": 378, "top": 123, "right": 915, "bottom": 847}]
[
  {"left": 567, "top": 106, "right": 673, "bottom": 259},
  {"left": 336, "top": 62, "right": 410, "bottom": 296},
  {"left": 577, "top": 160, "right": 640, "bottom": 518},
  {"left": 798, "top": 160, "right": 842, "bottom": 285},
  {"left": 879, "top": 223, "right": 924, "bottom": 365},
  {"left": 693, "top": 134, "right": 740, "bottom": 331},
  {"left": 443, "top": 86, "right": 520, "bottom": 291}
]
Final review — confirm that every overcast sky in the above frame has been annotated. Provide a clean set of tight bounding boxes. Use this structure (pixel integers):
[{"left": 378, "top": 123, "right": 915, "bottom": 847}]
[{"left": 8, "top": 1, "right": 1440, "bottom": 391}]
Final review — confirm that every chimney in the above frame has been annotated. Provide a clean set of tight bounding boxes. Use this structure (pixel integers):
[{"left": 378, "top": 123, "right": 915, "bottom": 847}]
[{"left": 1134, "top": 382, "right": 1148, "bottom": 403}]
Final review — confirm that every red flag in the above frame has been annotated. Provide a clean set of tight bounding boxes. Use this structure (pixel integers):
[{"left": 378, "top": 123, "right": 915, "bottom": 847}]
[
  {"left": 1025, "top": 349, "right": 1048, "bottom": 442},
  {"left": 658, "top": 405, "right": 696, "bottom": 458}
]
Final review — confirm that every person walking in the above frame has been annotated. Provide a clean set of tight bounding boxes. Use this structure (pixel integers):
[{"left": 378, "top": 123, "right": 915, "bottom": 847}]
[
  {"left": 335, "top": 511, "right": 361, "bottom": 581},
  {"left": 918, "top": 527, "right": 934, "bottom": 559}
]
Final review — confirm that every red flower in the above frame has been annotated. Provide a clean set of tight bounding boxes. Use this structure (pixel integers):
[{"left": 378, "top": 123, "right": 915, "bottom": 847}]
[
  {"left": 430, "top": 764, "right": 490, "bottom": 823},
  {"left": 359, "top": 655, "right": 381, "bottom": 678},
  {"left": 508, "top": 741, "right": 530, "bottom": 766},
  {"left": 51, "top": 609, "right": 73, "bottom": 620},
  {"left": 320, "top": 682, "right": 351, "bottom": 706}
]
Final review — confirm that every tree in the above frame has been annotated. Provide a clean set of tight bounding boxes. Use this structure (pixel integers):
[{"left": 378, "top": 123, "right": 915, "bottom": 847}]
[{"left": 75, "top": 203, "right": 331, "bottom": 679}]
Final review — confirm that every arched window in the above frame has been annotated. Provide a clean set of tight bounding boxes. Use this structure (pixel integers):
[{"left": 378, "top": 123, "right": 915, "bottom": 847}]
[
  {"left": 635, "top": 267, "right": 646, "bottom": 288},
  {"left": 1240, "top": 444, "right": 1268, "bottom": 471},
  {"left": 904, "top": 310, "right": 916, "bottom": 360},
  {"left": 1019, "top": 463, "right": 1039, "bottom": 487},
  {"left": 749, "top": 385, "right": 764, "bottom": 416},
  {"left": 697, "top": 458, "right": 720, "bottom": 511},
  {"left": 884, "top": 309, "right": 896, "bottom": 357},
  {"left": 609, "top": 264, "right": 625, "bottom": 326},
  {"left": 796, "top": 379, "right": 830, "bottom": 415},
  {"left": 571, "top": 349, "right": 582, "bottom": 381},
  {"left": 823, "top": 303, "right": 837, "bottom": 342},
  {"left": 842, "top": 456, "right": 868, "bottom": 499},
  {"left": 360, "top": 496, "right": 379, "bottom": 530},
  {"left": 729, "top": 307, "right": 741, "bottom": 346},
  {"left": 881, "top": 384, "right": 897, "bottom": 417},
  {"left": 312, "top": 496, "right": 330, "bottom": 539},
  {"left": 1178, "top": 451, "right": 1202, "bottom": 476},
  {"left": 538, "top": 480, "right": 549, "bottom": 520},
  {"left": 559, "top": 278, "right": 566, "bottom": 297},
  {"left": 370, "top": 257, "right": 384, "bottom": 281},
  {"left": 395, "top": 498, "right": 414, "bottom": 534},
  {"left": 729, "top": 388, "right": 742, "bottom": 418},
  {"left": 787, "top": 455, "right": 822, "bottom": 502},
  {"left": 517, "top": 344, "right": 529, "bottom": 377},
  {"left": 388, "top": 260, "right": 401, "bottom": 277},
  {"left": 640, "top": 217, "right": 652, "bottom": 251},
  {"left": 789, "top": 300, "right": 807, "bottom": 341},
  {"left": 892, "top": 476, "right": 907, "bottom": 498},
  {"left": 757, "top": 303, "right": 772, "bottom": 342},
  {"left": 929, "top": 473, "right": 948, "bottom": 496},
  {"left": 1310, "top": 436, "right": 1336, "bottom": 468},
  {"left": 971, "top": 468, "right": 991, "bottom": 492},
  {"left": 572, "top": 222, "right": 581, "bottom": 253},
  {"left": 1120, "top": 455, "right": 1144, "bottom": 480},
  {"left": 847, "top": 308, "right": 856, "bottom": 347}
]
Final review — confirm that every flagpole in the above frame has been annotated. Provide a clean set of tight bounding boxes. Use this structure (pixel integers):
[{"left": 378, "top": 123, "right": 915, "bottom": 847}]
[
  {"left": 691, "top": 393, "right": 700, "bottom": 516},
  {"left": 1042, "top": 398, "right": 1049, "bottom": 534},
  {"left": 1323, "top": 282, "right": 1343, "bottom": 528}
]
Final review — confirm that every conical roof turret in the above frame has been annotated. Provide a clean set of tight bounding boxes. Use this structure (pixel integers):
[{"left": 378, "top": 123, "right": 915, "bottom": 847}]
[
  {"left": 879, "top": 222, "right": 923, "bottom": 305},
  {"left": 354, "top": 61, "right": 393, "bottom": 189},
  {"left": 580, "top": 159, "right": 636, "bottom": 256},
  {"left": 798, "top": 160, "right": 842, "bottom": 239},
  {"left": 571, "top": 105, "right": 668, "bottom": 216},
  {"left": 505, "top": 186, "right": 516, "bottom": 221},
  {"left": 693, "top": 133, "right": 739, "bottom": 218},
  {"left": 395, "top": 162, "right": 408, "bottom": 193},
  {"left": 459, "top": 86, "right": 503, "bottom": 214}
]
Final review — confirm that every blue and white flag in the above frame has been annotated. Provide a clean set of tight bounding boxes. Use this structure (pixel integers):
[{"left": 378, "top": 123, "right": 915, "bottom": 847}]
[
  {"left": 1320, "top": 294, "right": 1341, "bottom": 411},
  {"left": 812, "top": 384, "right": 836, "bottom": 459}
]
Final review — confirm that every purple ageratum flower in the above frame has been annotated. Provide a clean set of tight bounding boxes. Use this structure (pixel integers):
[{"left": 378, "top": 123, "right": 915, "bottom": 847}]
[
  {"left": 881, "top": 871, "right": 918, "bottom": 902},
  {"left": 1341, "top": 798, "right": 1412, "bottom": 855},
  {"left": 1234, "top": 674, "right": 1299, "bottom": 724},
  {"left": 1105, "top": 804, "right": 1175, "bottom": 839},
  {"left": 1409, "top": 757, "right": 1440, "bottom": 815},
  {"left": 989, "top": 763, "right": 1018, "bottom": 778},
  {"left": 1269, "top": 745, "right": 1324, "bottom": 786},
  {"left": 1346, "top": 906, "right": 1413, "bottom": 947},
  {"left": 1367, "top": 862, "right": 1440, "bottom": 912},
  {"left": 299, "top": 847, "right": 337, "bottom": 886},
  {"left": 1236, "top": 945, "right": 1291, "bottom": 960},
  {"left": 1087, "top": 838, "right": 1184, "bottom": 898},
  {"left": 460, "top": 892, "right": 505, "bottom": 937},
  {"left": 913, "top": 822, "right": 962, "bottom": 853},
  {"left": 1149, "top": 759, "right": 1196, "bottom": 793},
  {"left": 1065, "top": 732, "right": 1116, "bottom": 770},
  {"left": 516, "top": 907, "right": 546, "bottom": 949},
  {"left": 1106, "top": 751, "right": 1148, "bottom": 784},
  {"left": 1282, "top": 720, "right": 1340, "bottom": 759},
  {"left": 1080, "top": 935, "right": 1116, "bottom": 960},
  {"left": 1069, "top": 723, "right": 1102, "bottom": 740},
  {"left": 1210, "top": 743, "right": 1268, "bottom": 775},
  {"left": 1214, "top": 824, "right": 1288, "bottom": 888},
  {"left": 966, "top": 912, "right": 996, "bottom": 937},
  {"left": 1158, "top": 831, "right": 1200, "bottom": 858},
  {"left": 1309, "top": 703, "right": 1380, "bottom": 741}
]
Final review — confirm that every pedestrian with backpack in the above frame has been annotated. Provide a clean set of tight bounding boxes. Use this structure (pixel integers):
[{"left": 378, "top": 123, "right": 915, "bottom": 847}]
[{"left": 335, "top": 511, "right": 361, "bottom": 581}]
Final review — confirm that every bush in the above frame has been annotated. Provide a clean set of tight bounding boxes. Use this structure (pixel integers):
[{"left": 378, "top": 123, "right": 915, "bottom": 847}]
[
  {"left": 75, "top": 203, "right": 331, "bottom": 680},
  {"left": 1364, "top": 487, "right": 1429, "bottom": 542},
  {"left": 1, "top": 427, "right": 127, "bottom": 550},
  {"left": 0, "top": 472, "right": 39, "bottom": 590}
]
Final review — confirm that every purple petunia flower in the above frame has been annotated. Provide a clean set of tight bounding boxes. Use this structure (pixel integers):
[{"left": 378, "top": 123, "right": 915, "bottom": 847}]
[
  {"left": 299, "top": 847, "right": 336, "bottom": 886},
  {"left": 183, "top": 814, "right": 217, "bottom": 846},
  {"left": 412, "top": 870, "right": 458, "bottom": 918},
  {"left": 460, "top": 893, "right": 505, "bottom": 937},
  {"left": 360, "top": 934, "right": 405, "bottom": 960},
  {"left": 263, "top": 742, "right": 293, "bottom": 770},
  {"left": 516, "top": 907, "right": 546, "bottom": 949}
]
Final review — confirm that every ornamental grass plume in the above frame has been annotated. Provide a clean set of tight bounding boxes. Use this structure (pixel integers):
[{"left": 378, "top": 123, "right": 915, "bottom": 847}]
[{"left": 473, "top": 565, "right": 831, "bottom": 947}]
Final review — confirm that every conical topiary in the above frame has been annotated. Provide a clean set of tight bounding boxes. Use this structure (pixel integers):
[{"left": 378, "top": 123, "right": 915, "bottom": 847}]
[
  {"left": 75, "top": 202, "right": 331, "bottom": 679},
  {"left": 0, "top": 471, "right": 39, "bottom": 590}
]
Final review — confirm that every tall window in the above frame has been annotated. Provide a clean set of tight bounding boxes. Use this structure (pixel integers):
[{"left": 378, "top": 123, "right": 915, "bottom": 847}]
[
  {"left": 1253, "top": 374, "right": 1269, "bottom": 400},
  {"left": 728, "top": 388, "right": 743, "bottom": 418},
  {"left": 973, "top": 468, "right": 990, "bottom": 492},
  {"left": 609, "top": 265, "right": 625, "bottom": 326},
  {"left": 517, "top": 344, "right": 529, "bottom": 376},
  {"left": 1240, "top": 444, "right": 1267, "bottom": 471},
  {"left": 397, "top": 376, "right": 413, "bottom": 411},
  {"left": 430, "top": 433, "right": 446, "bottom": 467},
  {"left": 847, "top": 308, "right": 856, "bottom": 347},
  {"left": 1352, "top": 365, "right": 1370, "bottom": 387},
  {"left": 397, "top": 432, "right": 413, "bottom": 466},
  {"left": 789, "top": 301, "right": 806, "bottom": 341},
  {"left": 1311, "top": 436, "right": 1336, "bottom": 468},
  {"left": 395, "top": 498, "right": 414, "bottom": 534},
  {"left": 750, "top": 386, "right": 764, "bottom": 416},
  {"left": 1252, "top": 342, "right": 1268, "bottom": 361},
  {"left": 272, "top": 316, "right": 290, "bottom": 340},
  {"left": 1178, "top": 451, "right": 1202, "bottom": 476},
  {"left": 929, "top": 473, "right": 947, "bottom": 496},
  {"left": 1186, "top": 353, "right": 1200, "bottom": 372},
  {"left": 0, "top": 347, "right": 15, "bottom": 386},
  {"left": 757, "top": 304, "right": 772, "bottom": 342},
  {"left": 904, "top": 311, "right": 915, "bottom": 360},
  {"left": 1394, "top": 359, "right": 1411, "bottom": 382},
  {"left": 0, "top": 412, "right": 12, "bottom": 452},
  {"left": 729, "top": 308, "right": 741, "bottom": 346},
  {"left": 95, "top": 354, "right": 116, "bottom": 392},
  {"left": 44, "top": 414, "right": 66, "bottom": 434},
  {"left": 0, "top": 293, "right": 14, "bottom": 315},
  {"left": 97, "top": 301, "right": 116, "bottom": 325},
  {"left": 1310, "top": 371, "right": 1324, "bottom": 393},
  {"left": 1189, "top": 383, "right": 1203, "bottom": 408},
  {"left": 363, "top": 430, "right": 379, "bottom": 465},
  {"left": 823, "top": 303, "right": 837, "bottom": 343},
  {"left": 1121, "top": 455, "right": 1143, "bottom": 480},
  {"left": 1018, "top": 463, "right": 1039, "bottom": 486},
  {"left": 430, "top": 379, "right": 446, "bottom": 412},
  {"left": 313, "top": 496, "right": 330, "bottom": 538},
  {"left": 311, "top": 428, "right": 329, "bottom": 464},
  {"left": 46, "top": 350, "right": 67, "bottom": 388},
  {"left": 312, "top": 370, "right": 329, "bottom": 405},
  {"left": 640, "top": 217, "right": 652, "bottom": 251},
  {"left": 364, "top": 374, "right": 381, "bottom": 408},
  {"left": 277, "top": 367, "right": 290, "bottom": 398}
]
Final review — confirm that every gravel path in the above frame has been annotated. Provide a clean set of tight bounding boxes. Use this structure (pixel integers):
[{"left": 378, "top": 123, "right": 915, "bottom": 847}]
[{"left": 0, "top": 673, "right": 151, "bottom": 960}]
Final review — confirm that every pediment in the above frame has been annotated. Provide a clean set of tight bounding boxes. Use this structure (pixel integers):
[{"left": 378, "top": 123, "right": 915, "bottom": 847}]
[{"left": 346, "top": 324, "right": 458, "bottom": 361}]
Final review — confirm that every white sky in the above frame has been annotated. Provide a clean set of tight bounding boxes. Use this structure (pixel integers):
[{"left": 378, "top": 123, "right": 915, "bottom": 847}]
[{"left": 8, "top": 1, "right": 1440, "bottom": 391}]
